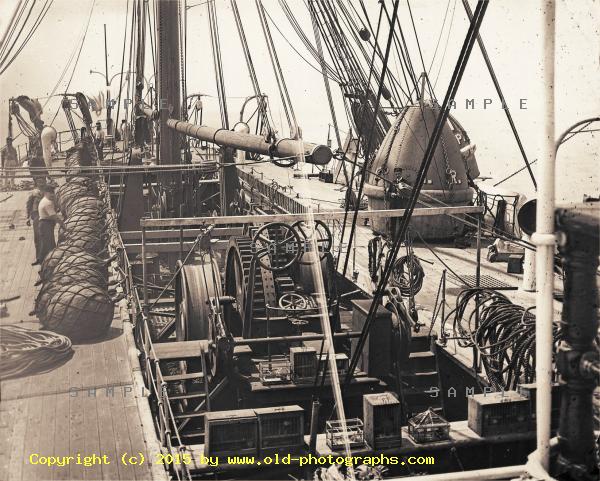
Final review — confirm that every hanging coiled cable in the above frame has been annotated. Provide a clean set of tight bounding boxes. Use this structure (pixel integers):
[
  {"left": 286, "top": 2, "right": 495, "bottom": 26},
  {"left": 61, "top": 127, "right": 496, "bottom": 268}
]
[
  {"left": 441, "top": 288, "right": 563, "bottom": 391},
  {"left": 0, "top": 325, "right": 73, "bottom": 380}
]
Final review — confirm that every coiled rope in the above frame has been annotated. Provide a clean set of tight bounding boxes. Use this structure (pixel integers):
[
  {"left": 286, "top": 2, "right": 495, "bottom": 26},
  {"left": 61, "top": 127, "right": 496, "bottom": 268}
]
[{"left": 0, "top": 325, "right": 73, "bottom": 380}]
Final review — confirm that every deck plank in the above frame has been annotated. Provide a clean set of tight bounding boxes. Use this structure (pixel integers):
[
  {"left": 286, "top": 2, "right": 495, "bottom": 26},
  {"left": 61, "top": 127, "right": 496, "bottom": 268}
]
[{"left": 1, "top": 190, "right": 162, "bottom": 480}]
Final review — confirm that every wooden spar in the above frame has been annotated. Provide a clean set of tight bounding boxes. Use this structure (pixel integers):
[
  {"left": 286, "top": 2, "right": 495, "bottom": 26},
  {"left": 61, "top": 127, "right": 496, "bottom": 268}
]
[
  {"left": 140, "top": 205, "right": 484, "bottom": 227},
  {"left": 166, "top": 118, "right": 332, "bottom": 165}
]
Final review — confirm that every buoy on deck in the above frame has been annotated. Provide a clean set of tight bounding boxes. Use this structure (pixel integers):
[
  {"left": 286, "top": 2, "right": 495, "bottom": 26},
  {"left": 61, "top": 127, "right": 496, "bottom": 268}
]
[{"left": 364, "top": 102, "right": 479, "bottom": 239}]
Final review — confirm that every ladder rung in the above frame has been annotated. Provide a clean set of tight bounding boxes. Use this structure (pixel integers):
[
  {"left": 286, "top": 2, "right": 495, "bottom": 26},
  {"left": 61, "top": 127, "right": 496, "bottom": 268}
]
[
  {"left": 169, "top": 392, "right": 207, "bottom": 401},
  {"left": 163, "top": 372, "right": 205, "bottom": 382},
  {"left": 174, "top": 411, "right": 206, "bottom": 420}
]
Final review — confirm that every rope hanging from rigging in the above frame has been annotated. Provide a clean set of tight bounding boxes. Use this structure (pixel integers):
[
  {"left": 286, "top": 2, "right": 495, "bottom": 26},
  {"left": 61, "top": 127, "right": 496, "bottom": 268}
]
[{"left": 345, "top": 0, "right": 490, "bottom": 387}]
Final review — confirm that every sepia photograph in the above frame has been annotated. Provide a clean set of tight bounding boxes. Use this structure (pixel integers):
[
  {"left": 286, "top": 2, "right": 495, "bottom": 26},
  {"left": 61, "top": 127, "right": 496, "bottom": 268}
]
[{"left": 0, "top": 1, "right": 598, "bottom": 480}]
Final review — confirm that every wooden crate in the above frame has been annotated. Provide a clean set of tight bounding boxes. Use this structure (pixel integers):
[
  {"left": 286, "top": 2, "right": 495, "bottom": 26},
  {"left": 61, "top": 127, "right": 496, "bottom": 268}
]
[
  {"left": 255, "top": 405, "right": 304, "bottom": 456},
  {"left": 363, "top": 392, "right": 402, "bottom": 449},
  {"left": 204, "top": 409, "right": 258, "bottom": 457},
  {"left": 468, "top": 391, "right": 530, "bottom": 437}
]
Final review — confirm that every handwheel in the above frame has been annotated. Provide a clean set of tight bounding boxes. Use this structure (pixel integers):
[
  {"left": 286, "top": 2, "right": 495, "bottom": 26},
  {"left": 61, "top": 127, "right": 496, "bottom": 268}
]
[
  {"left": 251, "top": 222, "right": 302, "bottom": 272},
  {"left": 278, "top": 292, "right": 309, "bottom": 311},
  {"left": 292, "top": 220, "right": 332, "bottom": 264}
]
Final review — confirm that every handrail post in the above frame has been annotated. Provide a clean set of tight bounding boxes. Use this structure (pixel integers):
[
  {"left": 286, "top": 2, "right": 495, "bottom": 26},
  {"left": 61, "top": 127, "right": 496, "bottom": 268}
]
[
  {"left": 532, "top": 0, "right": 556, "bottom": 472},
  {"left": 142, "top": 221, "right": 148, "bottom": 317}
]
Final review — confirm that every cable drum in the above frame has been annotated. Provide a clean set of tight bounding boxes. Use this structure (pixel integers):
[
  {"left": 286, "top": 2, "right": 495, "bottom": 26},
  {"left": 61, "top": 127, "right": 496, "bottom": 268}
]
[
  {"left": 35, "top": 282, "right": 64, "bottom": 322},
  {"left": 59, "top": 224, "right": 106, "bottom": 243},
  {"left": 62, "top": 212, "right": 106, "bottom": 233},
  {"left": 39, "top": 245, "right": 88, "bottom": 281},
  {"left": 56, "top": 183, "right": 91, "bottom": 212},
  {"left": 62, "top": 234, "right": 106, "bottom": 255},
  {"left": 47, "top": 268, "right": 108, "bottom": 290},
  {"left": 40, "top": 282, "right": 114, "bottom": 341},
  {"left": 65, "top": 197, "right": 104, "bottom": 217},
  {"left": 50, "top": 252, "right": 108, "bottom": 279}
]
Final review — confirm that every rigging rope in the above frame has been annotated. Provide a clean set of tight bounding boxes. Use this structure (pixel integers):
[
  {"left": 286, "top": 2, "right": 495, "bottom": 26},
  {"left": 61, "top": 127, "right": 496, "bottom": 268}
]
[
  {"left": 339, "top": 0, "right": 398, "bottom": 278},
  {"left": 49, "top": 0, "right": 97, "bottom": 127},
  {"left": 207, "top": 0, "right": 229, "bottom": 129},
  {"left": 346, "top": 0, "right": 489, "bottom": 386},
  {"left": 0, "top": 0, "right": 54, "bottom": 76},
  {"left": 231, "top": 0, "right": 274, "bottom": 138},
  {"left": 256, "top": 0, "right": 298, "bottom": 138}
]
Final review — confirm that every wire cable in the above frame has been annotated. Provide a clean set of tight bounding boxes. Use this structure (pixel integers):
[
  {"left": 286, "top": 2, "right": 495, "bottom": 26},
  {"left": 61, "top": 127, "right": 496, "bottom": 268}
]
[{"left": 0, "top": 325, "right": 73, "bottom": 380}]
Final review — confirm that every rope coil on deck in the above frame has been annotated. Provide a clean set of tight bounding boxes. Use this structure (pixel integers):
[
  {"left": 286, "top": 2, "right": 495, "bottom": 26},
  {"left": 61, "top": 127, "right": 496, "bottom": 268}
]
[{"left": 0, "top": 325, "right": 73, "bottom": 380}]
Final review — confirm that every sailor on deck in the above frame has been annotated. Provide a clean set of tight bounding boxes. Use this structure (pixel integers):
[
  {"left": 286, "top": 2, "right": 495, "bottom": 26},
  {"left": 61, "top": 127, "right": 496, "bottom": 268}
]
[
  {"left": 1, "top": 137, "right": 18, "bottom": 189},
  {"left": 37, "top": 184, "right": 64, "bottom": 261},
  {"left": 120, "top": 119, "right": 130, "bottom": 150},
  {"left": 26, "top": 187, "right": 43, "bottom": 265},
  {"left": 95, "top": 121, "right": 105, "bottom": 160}
]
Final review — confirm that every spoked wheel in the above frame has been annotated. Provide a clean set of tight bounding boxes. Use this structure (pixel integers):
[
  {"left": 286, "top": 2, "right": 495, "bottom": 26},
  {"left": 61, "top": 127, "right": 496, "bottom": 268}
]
[
  {"left": 292, "top": 220, "right": 333, "bottom": 264},
  {"left": 278, "top": 292, "right": 309, "bottom": 311},
  {"left": 252, "top": 222, "right": 302, "bottom": 272}
]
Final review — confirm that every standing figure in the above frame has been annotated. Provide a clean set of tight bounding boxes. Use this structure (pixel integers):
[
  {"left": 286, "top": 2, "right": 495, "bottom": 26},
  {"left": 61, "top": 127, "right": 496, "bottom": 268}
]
[
  {"left": 26, "top": 188, "right": 43, "bottom": 265},
  {"left": 120, "top": 119, "right": 130, "bottom": 151},
  {"left": 1, "top": 137, "right": 18, "bottom": 189},
  {"left": 28, "top": 136, "right": 50, "bottom": 186},
  {"left": 94, "top": 121, "right": 105, "bottom": 161},
  {"left": 40, "top": 125, "right": 58, "bottom": 169},
  {"left": 37, "top": 184, "right": 64, "bottom": 261}
]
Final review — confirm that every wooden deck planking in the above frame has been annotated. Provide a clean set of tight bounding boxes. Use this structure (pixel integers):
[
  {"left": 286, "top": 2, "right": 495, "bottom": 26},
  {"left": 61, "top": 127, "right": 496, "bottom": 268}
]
[{"left": 0, "top": 189, "right": 162, "bottom": 481}]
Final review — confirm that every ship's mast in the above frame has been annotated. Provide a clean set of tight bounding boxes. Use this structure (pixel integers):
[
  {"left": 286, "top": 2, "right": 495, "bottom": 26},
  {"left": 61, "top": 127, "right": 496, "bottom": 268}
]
[{"left": 156, "top": 0, "right": 183, "bottom": 214}]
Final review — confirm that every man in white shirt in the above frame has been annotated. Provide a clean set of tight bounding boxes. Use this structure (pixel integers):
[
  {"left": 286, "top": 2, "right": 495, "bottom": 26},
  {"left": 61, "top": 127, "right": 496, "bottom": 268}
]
[
  {"left": 95, "top": 121, "right": 105, "bottom": 161},
  {"left": 38, "top": 184, "right": 64, "bottom": 260}
]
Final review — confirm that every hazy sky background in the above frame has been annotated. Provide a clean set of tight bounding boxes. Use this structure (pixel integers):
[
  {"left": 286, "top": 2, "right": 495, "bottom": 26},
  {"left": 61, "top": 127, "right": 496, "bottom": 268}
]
[{"left": 1, "top": 0, "right": 598, "bottom": 202}]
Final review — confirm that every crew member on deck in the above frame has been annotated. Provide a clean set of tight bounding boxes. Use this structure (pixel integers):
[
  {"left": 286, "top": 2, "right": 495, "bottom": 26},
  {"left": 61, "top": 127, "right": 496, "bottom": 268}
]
[
  {"left": 38, "top": 184, "right": 64, "bottom": 261},
  {"left": 26, "top": 187, "right": 43, "bottom": 265},
  {"left": 120, "top": 119, "right": 130, "bottom": 151},
  {"left": 95, "top": 121, "right": 105, "bottom": 161},
  {"left": 1, "top": 137, "right": 18, "bottom": 189}
]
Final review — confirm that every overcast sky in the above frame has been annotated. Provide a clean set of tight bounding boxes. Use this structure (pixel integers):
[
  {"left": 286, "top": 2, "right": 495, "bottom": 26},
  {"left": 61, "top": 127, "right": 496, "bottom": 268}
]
[{"left": 1, "top": 0, "right": 598, "bottom": 202}]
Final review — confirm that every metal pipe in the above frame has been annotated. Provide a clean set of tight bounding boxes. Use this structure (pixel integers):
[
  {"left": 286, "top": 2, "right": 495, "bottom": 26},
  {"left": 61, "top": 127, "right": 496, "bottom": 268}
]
[
  {"left": 233, "top": 330, "right": 362, "bottom": 347},
  {"left": 531, "top": 0, "right": 556, "bottom": 471},
  {"left": 166, "top": 119, "right": 332, "bottom": 165},
  {"left": 387, "top": 465, "right": 527, "bottom": 481},
  {"left": 140, "top": 205, "right": 484, "bottom": 227}
]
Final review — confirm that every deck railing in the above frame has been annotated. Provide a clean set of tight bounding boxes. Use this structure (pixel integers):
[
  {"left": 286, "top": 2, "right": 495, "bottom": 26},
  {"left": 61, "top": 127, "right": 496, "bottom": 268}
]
[{"left": 108, "top": 209, "right": 192, "bottom": 481}]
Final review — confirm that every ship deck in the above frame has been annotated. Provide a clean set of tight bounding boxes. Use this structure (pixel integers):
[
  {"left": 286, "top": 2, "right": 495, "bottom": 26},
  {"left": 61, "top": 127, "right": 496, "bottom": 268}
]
[
  {"left": 239, "top": 161, "right": 564, "bottom": 369},
  {"left": 0, "top": 190, "right": 165, "bottom": 481}
]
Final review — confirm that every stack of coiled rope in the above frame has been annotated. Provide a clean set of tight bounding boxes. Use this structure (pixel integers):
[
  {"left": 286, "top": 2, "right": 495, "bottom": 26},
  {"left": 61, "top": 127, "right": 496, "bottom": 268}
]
[
  {"left": 442, "top": 288, "right": 563, "bottom": 390},
  {"left": 0, "top": 325, "right": 73, "bottom": 380}
]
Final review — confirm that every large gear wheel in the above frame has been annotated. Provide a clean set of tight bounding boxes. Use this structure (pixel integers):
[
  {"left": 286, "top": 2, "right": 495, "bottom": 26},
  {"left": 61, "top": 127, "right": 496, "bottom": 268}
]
[{"left": 224, "top": 236, "right": 277, "bottom": 338}]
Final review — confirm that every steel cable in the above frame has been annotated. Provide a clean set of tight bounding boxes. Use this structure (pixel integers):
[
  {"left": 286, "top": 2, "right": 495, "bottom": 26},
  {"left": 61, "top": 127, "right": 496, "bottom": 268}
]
[{"left": 0, "top": 325, "right": 73, "bottom": 380}]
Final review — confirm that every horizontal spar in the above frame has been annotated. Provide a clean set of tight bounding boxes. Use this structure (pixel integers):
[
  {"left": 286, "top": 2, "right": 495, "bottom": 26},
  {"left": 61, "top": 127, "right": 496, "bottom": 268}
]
[
  {"left": 141, "top": 205, "right": 484, "bottom": 227},
  {"left": 166, "top": 119, "right": 332, "bottom": 165}
]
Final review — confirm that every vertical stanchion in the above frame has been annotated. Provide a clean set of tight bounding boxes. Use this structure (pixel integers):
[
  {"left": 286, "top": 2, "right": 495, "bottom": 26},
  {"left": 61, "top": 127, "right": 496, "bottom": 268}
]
[
  {"left": 142, "top": 221, "right": 148, "bottom": 315},
  {"left": 474, "top": 212, "right": 482, "bottom": 371},
  {"left": 532, "top": 0, "right": 556, "bottom": 472}
]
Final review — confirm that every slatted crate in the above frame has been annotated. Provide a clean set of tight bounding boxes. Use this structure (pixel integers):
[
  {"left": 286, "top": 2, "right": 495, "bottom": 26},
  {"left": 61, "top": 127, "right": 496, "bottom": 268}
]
[
  {"left": 254, "top": 405, "right": 305, "bottom": 456},
  {"left": 363, "top": 392, "right": 402, "bottom": 449},
  {"left": 290, "top": 346, "right": 317, "bottom": 384},
  {"left": 318, "top": 353, "right": 349, "bottom": 380},
  {"left": 204, "top": 409, "right": 258, "bottom": 457},
  {"left": 468, "top": 391, "right": 530, "bottom": 437}
]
